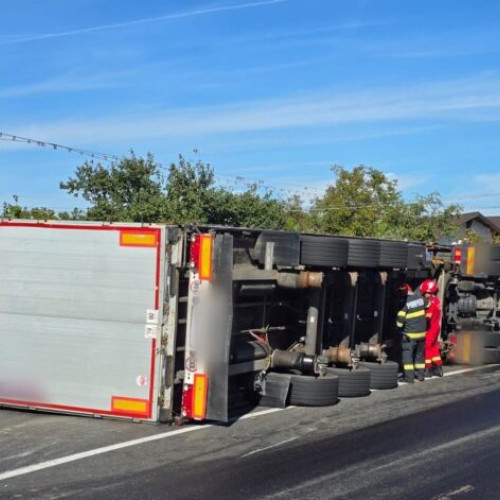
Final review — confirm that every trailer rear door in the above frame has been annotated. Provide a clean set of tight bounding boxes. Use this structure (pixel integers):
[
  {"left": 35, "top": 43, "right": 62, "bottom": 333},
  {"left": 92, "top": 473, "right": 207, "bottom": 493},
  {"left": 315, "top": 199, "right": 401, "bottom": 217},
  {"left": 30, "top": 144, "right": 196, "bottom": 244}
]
[{"left": 0, "top": 221, "right": 165, "bottom": 421}]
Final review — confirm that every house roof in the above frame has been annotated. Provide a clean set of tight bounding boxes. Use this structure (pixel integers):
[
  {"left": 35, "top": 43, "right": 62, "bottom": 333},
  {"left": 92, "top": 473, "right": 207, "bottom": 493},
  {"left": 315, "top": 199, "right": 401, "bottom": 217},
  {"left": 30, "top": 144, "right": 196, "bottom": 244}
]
[
  {"left": 488, "top": 216, "right": 500, "bottom": 232},
  {"left": 454, "top": 212, "right": 500, "bottom": 234}
]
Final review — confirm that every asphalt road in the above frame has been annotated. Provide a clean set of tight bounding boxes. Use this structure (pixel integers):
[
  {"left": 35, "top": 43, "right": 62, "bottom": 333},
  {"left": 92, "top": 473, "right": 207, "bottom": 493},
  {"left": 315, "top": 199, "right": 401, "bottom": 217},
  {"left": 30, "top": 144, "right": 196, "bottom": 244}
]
[{"left": 2, "top": 366, "right": 500, "bottom": 499}]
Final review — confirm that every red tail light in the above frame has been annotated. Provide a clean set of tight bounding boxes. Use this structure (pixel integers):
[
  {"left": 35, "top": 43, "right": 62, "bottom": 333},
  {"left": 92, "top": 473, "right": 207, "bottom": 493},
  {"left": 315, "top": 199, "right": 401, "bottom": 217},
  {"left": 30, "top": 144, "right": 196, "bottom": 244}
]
[
  {"left": 190, "top": 234, "right": 214, "bottom": 281},
  {"left": 181, "top": 374, "right": 209, "bottom": 421}
]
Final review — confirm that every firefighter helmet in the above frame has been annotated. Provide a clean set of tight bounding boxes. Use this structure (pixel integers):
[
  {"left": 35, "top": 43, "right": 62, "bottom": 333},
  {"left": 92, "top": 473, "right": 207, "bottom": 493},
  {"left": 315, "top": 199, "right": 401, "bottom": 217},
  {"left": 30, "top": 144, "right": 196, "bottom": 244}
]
[{"left": 420, "top": 279, "right": 438, "bottom": 294}]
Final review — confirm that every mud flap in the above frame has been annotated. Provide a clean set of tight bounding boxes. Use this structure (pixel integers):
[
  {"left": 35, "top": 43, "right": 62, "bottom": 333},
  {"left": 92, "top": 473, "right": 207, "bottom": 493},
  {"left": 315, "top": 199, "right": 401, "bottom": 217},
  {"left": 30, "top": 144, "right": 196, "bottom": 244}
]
[
  {"left": 205, "top": 234, "right": 233, "bottom": 422},
  {"left": 259, "top": 372, "right": 291, "bottom": 408}
]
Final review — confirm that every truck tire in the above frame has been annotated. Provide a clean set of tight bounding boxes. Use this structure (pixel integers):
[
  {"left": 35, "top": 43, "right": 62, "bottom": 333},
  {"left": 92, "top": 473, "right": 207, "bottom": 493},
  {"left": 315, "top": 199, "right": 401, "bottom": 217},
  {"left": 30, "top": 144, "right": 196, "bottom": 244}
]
[
  {"left": 358, "top": 361, "right": 399, "bottom": 390},
  {"left": 347, "top": 239, "right": 380, "bottom": 268},
  {"left": 289, "top": 373, "right": 340, "bottom": 406},
  {"left": 327, "top": 366, "right": 371, "bottom": 397},
  {"left": 378, "top": 241, "right": 408, "bottom": 268},
  {"left": 300, "top": 235, "right": 348, "bottom": 267}
]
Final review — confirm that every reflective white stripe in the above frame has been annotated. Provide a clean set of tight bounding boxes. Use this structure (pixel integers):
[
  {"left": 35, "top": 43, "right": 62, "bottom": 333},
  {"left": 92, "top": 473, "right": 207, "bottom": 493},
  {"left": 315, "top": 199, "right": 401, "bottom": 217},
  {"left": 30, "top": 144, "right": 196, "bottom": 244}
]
[
  {"left": 406, "top": 310, "right": 425, "bottom": 319},
  {"left": 406, "top": 332, "right": 426, "bottom": 339}
]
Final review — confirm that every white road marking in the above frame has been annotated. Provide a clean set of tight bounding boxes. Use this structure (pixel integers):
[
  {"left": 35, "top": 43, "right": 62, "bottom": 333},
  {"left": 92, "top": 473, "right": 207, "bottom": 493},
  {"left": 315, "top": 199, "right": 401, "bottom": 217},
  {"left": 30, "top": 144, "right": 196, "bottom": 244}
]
[
  {"left": 271, "top": 425, "right": 500, "bottom": 498},
  {"left": 237, "top": 407, "right": 289, "bottom": 420},
  {"left": 0, "top": 425, "right": 206, "bottom": 482},
  {"left": 397, "top": 364, "right": 499, "bottom": 386},
  {"left": 433, "top": 484, "right": 475, "bottom": 500},
  {"left": 0, "top": 365, "right": 498, "bottom": 483},
  {"left": 241, "top": 436, "right": 298, "bottom": 458},
  {"left": 0, "top": 406, "right": 291, "bottom": 483},
  {"left": 443, "top": 365, "right": 499, "bottom": 377}
]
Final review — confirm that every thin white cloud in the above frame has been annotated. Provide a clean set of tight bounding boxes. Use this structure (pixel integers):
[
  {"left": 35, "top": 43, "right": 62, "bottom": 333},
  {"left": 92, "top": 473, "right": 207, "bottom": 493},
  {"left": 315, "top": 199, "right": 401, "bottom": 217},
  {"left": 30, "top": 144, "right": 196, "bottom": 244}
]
[
  {"left": 1, "top": 0, "right": 287, "bottom": 44},
  {"left": 192, "top": 125, "right": 440, "bottom": 156},
  {"left": 229, "top": 19, "right": 389, "bottom": 44},
  {"left": 6, "top": 74, "right": 500, "bottom": 146},
  {"left": 365, "top": 28, "right": 500, "bottom": 59},
  {"left": 0, "top": 71, "right": 129, "bottom": 98}
]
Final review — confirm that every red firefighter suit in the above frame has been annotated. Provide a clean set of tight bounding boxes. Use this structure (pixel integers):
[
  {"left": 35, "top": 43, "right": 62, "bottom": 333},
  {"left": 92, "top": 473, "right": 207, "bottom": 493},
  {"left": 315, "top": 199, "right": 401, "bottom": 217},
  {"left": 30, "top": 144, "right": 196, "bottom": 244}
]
[{"left": 425, "top": 295, "right": 443, "bottom": 373}]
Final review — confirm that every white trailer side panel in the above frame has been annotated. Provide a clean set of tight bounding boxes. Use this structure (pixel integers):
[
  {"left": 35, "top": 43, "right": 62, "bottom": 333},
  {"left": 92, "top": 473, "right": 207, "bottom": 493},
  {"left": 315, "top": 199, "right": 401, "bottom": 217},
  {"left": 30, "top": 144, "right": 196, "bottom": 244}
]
[{"left": 0, "top": 221, "right": 165, "bottom": 421}]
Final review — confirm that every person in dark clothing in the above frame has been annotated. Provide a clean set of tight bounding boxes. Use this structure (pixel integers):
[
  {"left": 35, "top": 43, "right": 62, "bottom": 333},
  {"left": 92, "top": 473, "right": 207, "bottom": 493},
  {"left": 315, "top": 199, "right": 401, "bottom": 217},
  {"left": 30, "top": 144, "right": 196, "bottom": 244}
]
[{"left": 396, "top": 282, "right": 427, "bottom": 383}]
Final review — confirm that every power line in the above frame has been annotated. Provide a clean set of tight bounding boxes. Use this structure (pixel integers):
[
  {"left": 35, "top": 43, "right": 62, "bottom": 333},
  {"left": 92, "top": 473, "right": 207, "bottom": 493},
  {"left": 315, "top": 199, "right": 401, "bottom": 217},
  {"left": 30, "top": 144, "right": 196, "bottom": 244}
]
[
  {"left": 5, "top": 131, "right": 499, "bottom": 209},
  {"left": 0, "top": 131, "right": 324, "bottom": 198},
  {"left": 289, "top": 202, "right": 500, "bottom": 213},
  {"left": 215, "top": 172, "right": 326, "bottom": 193},
  {"left": 0, "top": 132, "right": 123, "bottom": 162},
  {"left": 287, "top": 202, "right": 420, "bottom": 212}
]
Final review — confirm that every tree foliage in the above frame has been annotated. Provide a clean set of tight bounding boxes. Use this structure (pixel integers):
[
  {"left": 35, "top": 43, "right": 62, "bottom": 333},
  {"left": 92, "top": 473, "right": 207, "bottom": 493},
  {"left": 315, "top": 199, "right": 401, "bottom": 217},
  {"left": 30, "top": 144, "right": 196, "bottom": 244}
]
[
  {"left": 60, "top": 153, "right": 164, "bottom": 222},
  {"left": 393, "top": 192, "right": 462, "bottom": 242},
  {"left": 1, "top": 195, "right": 85, "bottom": 221},
  {"left": 310, "top": 165, "right": 461, "bottom": 241},
  {"left": 3, "top": 155, "right": 464, "bottom": 244},
  {"left": 58, "top": 154, "right": 290, "bottom": 229},
  {"left": 311, "top": 165, "right": 401, "bottom": 237},
  {"left": 162, "top": 156, "right": 216, "bottom": 224}
]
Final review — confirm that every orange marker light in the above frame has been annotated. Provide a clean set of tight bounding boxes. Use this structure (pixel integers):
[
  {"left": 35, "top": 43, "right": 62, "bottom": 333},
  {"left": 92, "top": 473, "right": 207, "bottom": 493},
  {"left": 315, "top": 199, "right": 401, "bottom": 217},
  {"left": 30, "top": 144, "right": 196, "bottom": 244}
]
[
  {"left": 466, "top": 247, "right": 475, "bottom": 275},
  {"left": 192, "top": 374, "right": 209, "bottom": 420},
  {"left": 120, "top": 231, "right": 158, "bottom": 247},
  {"left": 111, "top": 397, "right": 149, "bottom": 416},
  {"left": 198, "top": 234, "right": 214, "bottom": 281}
]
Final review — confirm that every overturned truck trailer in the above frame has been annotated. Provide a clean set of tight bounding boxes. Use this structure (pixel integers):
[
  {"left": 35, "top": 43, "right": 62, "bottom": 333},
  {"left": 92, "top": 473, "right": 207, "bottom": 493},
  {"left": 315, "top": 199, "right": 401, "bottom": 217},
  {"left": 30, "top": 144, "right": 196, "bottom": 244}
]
[
  {"left": 429, "top": 243, "right": 500, "bottom": 365},
  {"left": 0, "top": 221, "right": 428, "bottom": 423}
]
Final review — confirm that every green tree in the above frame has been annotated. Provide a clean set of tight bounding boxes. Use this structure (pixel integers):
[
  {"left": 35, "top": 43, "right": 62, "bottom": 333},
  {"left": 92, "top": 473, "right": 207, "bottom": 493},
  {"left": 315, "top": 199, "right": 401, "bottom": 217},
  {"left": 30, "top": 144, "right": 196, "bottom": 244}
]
[
  {"left": 463, "top": 228, "right": 489, "bottom": 245},
  {"left": 312, "top": 165, "right": 402, "bottom": 237},
  {"left": 311, "top": 165, "right": 461, "bottom": 242},
  {"left": 392, "top": 192, "right": 462, "bottom": 242},
  {"left": 60, "top": 153, "right": 292, "bottom": 228},
  {"left": 282, "top": 194, "right": 314, "bottom": 232},
  {"left": 60, "top": 153, "right": 165, "bottom": 222},
  {"left": 207, "top": 183, "right": 288, "bottom": 229},
  {"left": 1, "top": 195, "right": 86, "bottom": 221},
  {"left": 162, "top": 155, "right": 218, "bottom": 224}
]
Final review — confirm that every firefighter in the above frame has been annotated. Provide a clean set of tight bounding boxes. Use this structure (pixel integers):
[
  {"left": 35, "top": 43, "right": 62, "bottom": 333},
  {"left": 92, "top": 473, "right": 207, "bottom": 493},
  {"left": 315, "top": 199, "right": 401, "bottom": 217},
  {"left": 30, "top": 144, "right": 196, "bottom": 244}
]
[
  {"left": 420, "top": 279, "right": 443, "bottom": 378},
  {"left": 396, "top": 282, "right": 427, "bottom": 383}
]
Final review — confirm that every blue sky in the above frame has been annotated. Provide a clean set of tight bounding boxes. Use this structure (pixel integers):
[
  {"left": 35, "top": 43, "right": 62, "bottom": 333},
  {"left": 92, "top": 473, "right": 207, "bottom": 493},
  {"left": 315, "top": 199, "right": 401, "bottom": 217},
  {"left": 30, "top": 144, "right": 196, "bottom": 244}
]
[{"left": 1, "top": 0, "right": 500, "bottom": 214}]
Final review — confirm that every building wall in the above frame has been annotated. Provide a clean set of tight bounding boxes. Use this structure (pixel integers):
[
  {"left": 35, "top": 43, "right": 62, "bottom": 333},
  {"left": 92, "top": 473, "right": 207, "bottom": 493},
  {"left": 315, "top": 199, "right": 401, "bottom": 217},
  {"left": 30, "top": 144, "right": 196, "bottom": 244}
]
[{"left": 442, "top": 219, "right": 494, "bottom": 244}]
